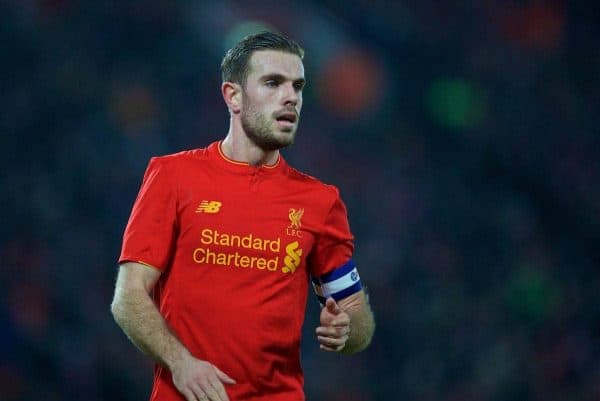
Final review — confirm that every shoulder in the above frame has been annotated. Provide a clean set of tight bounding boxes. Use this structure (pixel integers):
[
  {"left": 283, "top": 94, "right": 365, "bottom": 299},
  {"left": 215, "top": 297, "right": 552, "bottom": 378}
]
[
  {"left": 283, "top": 164, "right": 342, "bottom": 204},
  {"left": 150, "top": 147, "right": 209, "bottom": 164},
  {"left": 145, "top": 147, "right": 210, "bottom": 173}
]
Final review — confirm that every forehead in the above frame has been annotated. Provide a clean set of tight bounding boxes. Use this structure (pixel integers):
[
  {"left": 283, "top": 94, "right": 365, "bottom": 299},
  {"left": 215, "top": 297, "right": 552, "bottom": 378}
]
[{"left": 247, "top": 50, "right": 304, "bottom": 79}]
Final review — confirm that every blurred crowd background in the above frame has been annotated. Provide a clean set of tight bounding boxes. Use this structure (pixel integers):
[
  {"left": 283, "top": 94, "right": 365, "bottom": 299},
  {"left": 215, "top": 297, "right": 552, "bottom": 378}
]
[{"left": 1, "top": 1, "right": 599, "bottom": 400}]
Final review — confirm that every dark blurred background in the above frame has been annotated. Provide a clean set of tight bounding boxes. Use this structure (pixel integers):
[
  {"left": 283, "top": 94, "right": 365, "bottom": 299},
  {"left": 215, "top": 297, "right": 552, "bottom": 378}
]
[{"left": 1, "top": 1, "right": 599, "bottom": 400}]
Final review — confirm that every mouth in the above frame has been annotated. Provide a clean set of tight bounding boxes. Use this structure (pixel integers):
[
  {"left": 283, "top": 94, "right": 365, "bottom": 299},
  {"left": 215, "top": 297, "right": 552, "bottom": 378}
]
[{"left": 275, "top": 111, "right": 298, "bottom": 128}]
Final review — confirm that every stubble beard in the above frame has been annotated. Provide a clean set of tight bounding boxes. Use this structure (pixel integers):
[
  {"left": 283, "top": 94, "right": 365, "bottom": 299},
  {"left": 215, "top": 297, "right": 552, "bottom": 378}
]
[{"left": 241, "top": 104, "right": 297, "bottom": 151}]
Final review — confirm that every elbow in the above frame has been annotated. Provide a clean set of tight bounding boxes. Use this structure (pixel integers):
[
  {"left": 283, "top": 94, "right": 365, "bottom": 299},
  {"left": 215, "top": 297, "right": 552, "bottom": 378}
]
[
  {"left": 355, "top": 329, "right": 376, "bottom": 354},
  {"left": 343, "top": 316, "right": 375, "bottom": 355},
  {"left": 110, "top": 296, "right": 126, "bottom": 326},
  {"left": 342, "top": 338, "right": 372, "bottom": 355},
  {"left": 360, "top": 323, "right": 376, "bottom": 352}
]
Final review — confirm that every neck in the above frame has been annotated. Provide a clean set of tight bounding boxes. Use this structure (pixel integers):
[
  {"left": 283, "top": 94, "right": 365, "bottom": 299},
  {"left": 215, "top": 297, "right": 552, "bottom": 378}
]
[{"left": 221, "top": 126, "right": 280, "bottom": 167}]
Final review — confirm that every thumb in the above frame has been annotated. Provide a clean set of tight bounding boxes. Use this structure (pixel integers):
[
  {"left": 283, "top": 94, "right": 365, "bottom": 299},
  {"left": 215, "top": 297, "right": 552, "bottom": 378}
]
[
  {"left": 325, "top": 297, "right": 341, "bottom": 315},
  {"left": 214, "top": 365, "right": 236, "bottom": 384}
]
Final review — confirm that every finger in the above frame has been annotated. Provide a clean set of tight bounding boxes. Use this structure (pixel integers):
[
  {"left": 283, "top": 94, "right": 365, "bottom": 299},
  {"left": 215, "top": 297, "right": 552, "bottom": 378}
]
[
  {"left": 316, "top": 326, "right": 349, "bottom": 337},
  {"left": 320, "top": 343, "right": 346, "bottom": 352},
  {"left": 180, "top": 388, "right": 197, "bottom": 401},
  {"left": 319, "top": 320, "right": 349, "bottom": 330},
  {"left": 214, "top": 365, "right": 236, "bottom": 385},
  {"left": 190, "top": 383, "right": 208, "bottom": 401},
  {"left": 200, "top": 384, "right": 219, "bottom": 401},
  {"left": 331, "top": 320, "right": 350, "bottom": 328},
  {"left": 205, "top": 387, "right": 222, "bottom": 401},
  {"left": 331, "top": 315, "right": 350, "bottom": 327},
  {"left": 325, "top": 298, "right": 341, "bottom": 314},
  {"left": 208, "top": 379, "right": 230, "bottom": 401},
  {"left": 318, "top": 335, "right": 348, "bottom": 348},
  {"left": 318, "top": 333, "right": 348, "bottom": 344},
  {"left": 196, "top": 375, "right": 223, "bottom": 401}
]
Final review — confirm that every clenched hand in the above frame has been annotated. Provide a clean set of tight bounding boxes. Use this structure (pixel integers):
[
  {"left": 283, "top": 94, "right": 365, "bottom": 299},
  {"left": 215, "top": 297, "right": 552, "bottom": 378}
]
[{"left": 316, "top": 297, "right": 350, "bottom": 352}]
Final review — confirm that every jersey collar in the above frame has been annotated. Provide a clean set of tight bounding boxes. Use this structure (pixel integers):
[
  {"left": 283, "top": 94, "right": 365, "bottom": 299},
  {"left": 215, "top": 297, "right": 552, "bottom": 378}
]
[{"left": 209, "top": 141, "right": 285, "bottom": 175}]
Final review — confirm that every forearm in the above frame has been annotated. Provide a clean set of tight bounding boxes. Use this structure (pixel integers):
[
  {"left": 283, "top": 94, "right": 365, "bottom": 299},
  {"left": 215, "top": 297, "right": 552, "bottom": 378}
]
[
  {"left": 111, "top": 289, "right": 189, "bottom": 370},
  {"left": 341, "top": 294, "right": 375, "bottom": 354}
]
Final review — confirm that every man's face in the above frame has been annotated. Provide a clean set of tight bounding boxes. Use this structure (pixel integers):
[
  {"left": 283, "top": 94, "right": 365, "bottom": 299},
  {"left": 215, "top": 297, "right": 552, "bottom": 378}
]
[{"left": 240, "top": 50, "right": 305, "bottom": 151}]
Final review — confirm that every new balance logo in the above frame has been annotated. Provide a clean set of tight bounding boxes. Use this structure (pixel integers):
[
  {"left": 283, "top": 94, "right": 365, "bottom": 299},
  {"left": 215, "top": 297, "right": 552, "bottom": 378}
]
[{"left": 195, "top": 200, "right": 222, "bottom": 214}]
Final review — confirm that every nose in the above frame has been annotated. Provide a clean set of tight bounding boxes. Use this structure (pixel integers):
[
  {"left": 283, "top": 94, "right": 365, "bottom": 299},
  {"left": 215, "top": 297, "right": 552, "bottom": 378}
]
[{"left": 283, "top": 82, "right": 299, "bottom": 107}]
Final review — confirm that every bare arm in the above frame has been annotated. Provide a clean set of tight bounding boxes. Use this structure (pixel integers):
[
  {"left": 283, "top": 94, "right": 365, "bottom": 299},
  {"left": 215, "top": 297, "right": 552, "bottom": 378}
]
[
  {"left": 316, "top": 290, "right": 375, "bottom": 354},
  {"left": 111, "top": 262, "right": 235, "bottom": 401},
  {"left": 111, "top": 262, "right": 187, "bottom": 367},
  {"left": 338, "top": 290, "right": 375, "bottom": 353}
]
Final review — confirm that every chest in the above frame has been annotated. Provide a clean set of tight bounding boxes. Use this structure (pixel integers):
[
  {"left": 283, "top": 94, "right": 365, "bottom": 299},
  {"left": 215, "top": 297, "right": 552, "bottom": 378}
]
[{"left": 175, "top": 173, "right": 324, "bottom": 273}]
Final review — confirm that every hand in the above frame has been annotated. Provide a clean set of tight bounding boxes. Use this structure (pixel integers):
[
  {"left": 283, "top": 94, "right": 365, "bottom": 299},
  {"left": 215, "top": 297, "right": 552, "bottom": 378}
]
[
  {"left": 316, "top": 297, "right": 350, "bottom": 352},
  {"left": 171, "top": 354, "right": 236, "bottom": 401}
]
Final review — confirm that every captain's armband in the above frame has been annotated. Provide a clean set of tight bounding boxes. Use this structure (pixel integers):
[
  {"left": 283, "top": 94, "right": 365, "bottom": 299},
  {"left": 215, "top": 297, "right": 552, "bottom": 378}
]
[{"left": 311, "top": 259, "right": 362, "bottom": 305}]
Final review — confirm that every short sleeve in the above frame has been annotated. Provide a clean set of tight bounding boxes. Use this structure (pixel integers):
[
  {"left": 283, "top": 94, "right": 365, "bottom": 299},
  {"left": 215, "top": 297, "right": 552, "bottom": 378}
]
[
  {"left": 119, "top": 157, "right": 178, "bottom": 271},
  {"left": 308, "top": 188, "right": 354, "bottom": 278}
]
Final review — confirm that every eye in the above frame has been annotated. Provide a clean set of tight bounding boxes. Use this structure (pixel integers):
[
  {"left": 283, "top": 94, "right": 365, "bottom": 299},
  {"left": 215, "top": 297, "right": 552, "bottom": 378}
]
[
  {"left": 293, "top": 82, "right": 304, "bottom": 91},
  {"left": 265, "top": 80, "right": 278, "bottom": 88}
]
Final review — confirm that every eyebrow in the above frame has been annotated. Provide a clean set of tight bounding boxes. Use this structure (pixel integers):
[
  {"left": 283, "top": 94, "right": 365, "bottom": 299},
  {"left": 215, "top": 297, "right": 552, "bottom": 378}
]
[{"left": 261, "top": 73, "right": 306, "bottom": 86}]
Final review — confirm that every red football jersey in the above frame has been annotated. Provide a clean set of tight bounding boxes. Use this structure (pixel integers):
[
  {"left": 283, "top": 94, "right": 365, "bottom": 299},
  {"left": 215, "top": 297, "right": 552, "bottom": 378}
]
[{"left": 119, "top": 141, "right": 355, "bottom": 401}]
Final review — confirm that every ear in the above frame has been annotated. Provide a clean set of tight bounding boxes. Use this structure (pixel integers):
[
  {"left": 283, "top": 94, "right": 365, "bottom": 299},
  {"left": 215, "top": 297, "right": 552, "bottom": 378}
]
[{"left": 222, "top": 82, "right": 242, "bottom": 114}]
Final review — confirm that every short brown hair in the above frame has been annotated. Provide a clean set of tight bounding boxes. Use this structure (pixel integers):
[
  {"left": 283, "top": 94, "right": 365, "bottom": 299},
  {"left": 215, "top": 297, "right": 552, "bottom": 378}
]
[{"left": 221, "top": 31, "right": 304, "bottom": 85}]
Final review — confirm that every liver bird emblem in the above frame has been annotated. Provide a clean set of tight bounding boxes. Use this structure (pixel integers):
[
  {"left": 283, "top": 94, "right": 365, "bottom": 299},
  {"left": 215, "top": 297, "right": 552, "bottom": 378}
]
[{"left": 288, "top": 208, "right": 304, "bottom": 230}]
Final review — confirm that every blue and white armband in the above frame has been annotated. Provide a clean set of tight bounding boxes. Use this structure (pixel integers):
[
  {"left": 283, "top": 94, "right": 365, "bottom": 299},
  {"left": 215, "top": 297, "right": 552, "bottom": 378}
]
[{"left": 312, "top": 259, "right": 362, "bottom": 305}]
